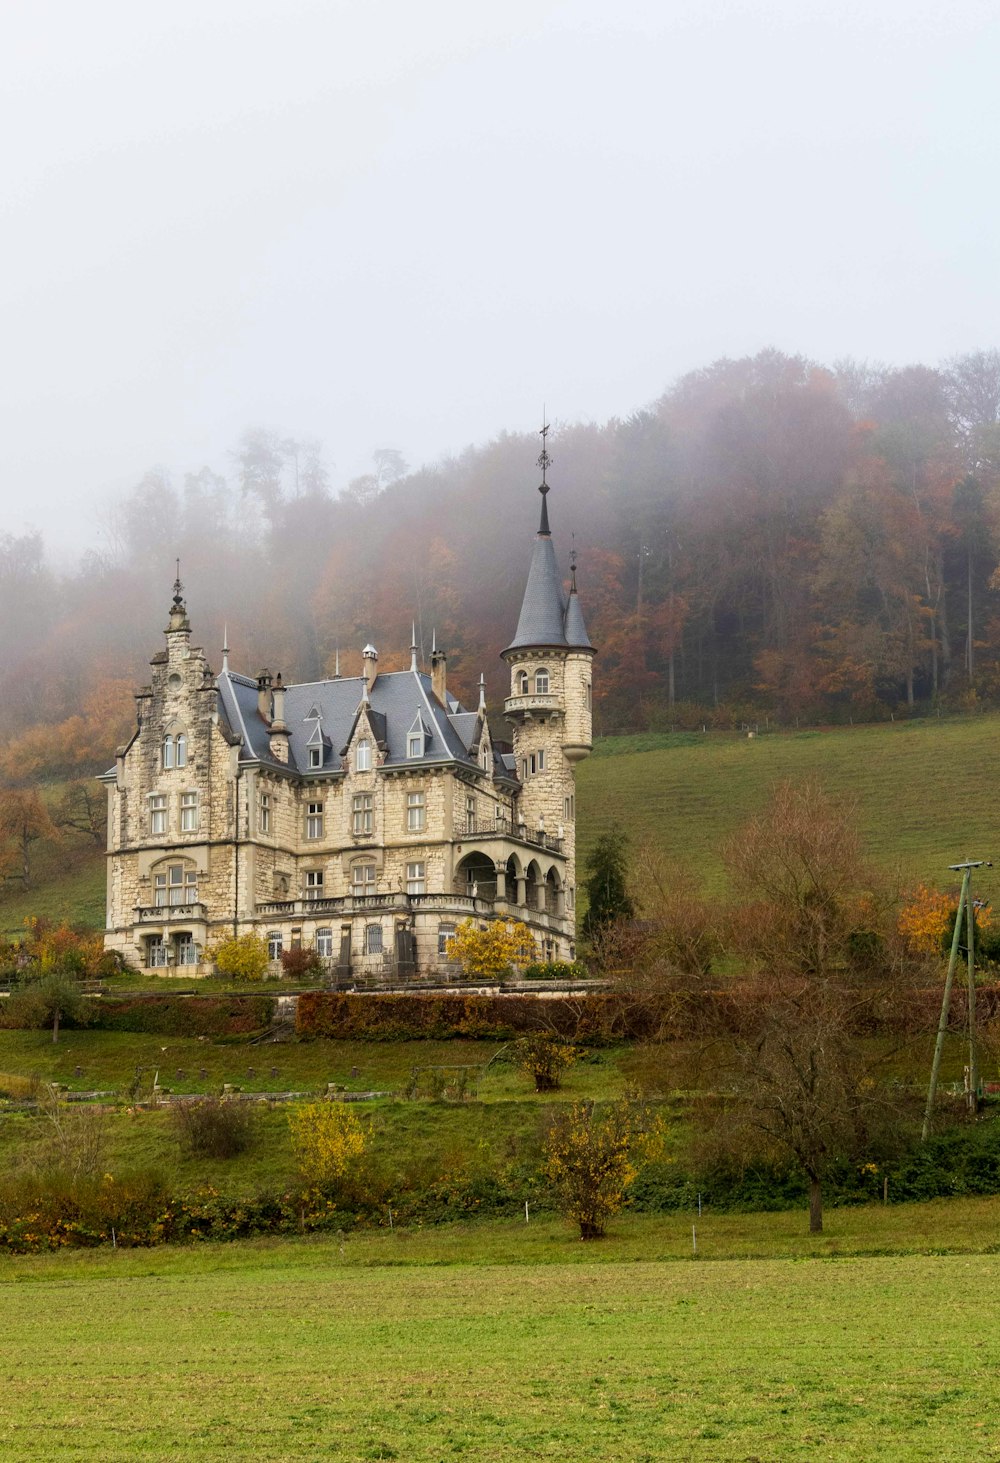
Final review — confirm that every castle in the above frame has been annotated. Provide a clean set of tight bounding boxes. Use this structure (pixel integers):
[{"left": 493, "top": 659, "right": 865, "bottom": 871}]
[{"left": 101, "top": 464, "right": 594, "bottom": 979}]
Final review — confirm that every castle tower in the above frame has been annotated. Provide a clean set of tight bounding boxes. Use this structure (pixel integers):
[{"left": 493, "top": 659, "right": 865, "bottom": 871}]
[{"left": 502, "top": 429, "right": 595, "bottom": 912}]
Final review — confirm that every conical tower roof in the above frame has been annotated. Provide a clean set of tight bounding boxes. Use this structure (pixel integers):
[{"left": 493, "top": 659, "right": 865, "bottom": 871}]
[{"left": 563, "top": 579, "right": 592, "bottom": 648}]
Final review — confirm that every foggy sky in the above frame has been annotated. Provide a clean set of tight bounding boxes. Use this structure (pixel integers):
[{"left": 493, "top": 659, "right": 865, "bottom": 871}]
[{"left": 3, "top": 0, "right": 998, "bottom": 559}]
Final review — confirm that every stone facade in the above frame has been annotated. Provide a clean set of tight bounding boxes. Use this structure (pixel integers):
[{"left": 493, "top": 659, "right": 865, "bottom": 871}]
[{"left": 102, "top": 487, "right": 593, "bottom": 980}]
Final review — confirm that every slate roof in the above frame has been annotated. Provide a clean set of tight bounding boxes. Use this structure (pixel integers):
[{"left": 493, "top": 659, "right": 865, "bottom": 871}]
[
  {"left": 563, "top": 586, "right": 592, "bottom": 649},
  {"left": 504, "top": 493, "right": 594, "bottom": 654},
  {"left": 216, "top": 667, "right": 515, "bottom": 784}
]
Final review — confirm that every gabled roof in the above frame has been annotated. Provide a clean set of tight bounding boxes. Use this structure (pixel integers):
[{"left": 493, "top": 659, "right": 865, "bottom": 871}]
[{"left": 216, "top": 665, "right": 517, "bottom": 786}]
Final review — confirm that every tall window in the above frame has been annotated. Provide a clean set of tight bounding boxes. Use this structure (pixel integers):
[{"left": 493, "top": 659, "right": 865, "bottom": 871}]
[
  {"left": 537, "top": 749, "right": 545, "bottom": 772},
  {"left": 356, "top": 738, "right": 371, "bottom": 772},
  {"left": 315, "top": 927, "right": 334, "bottom": 958},
  {"left": 437, "top": 925, "right": 455, "bottom": 957},
  {"left": 162, "top": 736, "right": 174, "bottom": 770},
  {"left": 305, "top": 869, "right": 324, "bottom": 901},
  {"left": 259, "top": 792, "right": 271, "bottom": 833},
  {"left": 175, "top": 933, "right": 196, "bottom": 966},
  {"left": 180, "top": 791, "right": 199, "bottom": 832},
  {"left": 365, "top": 923, "right": 383, "bottom": 955},
  {"left": 466, "top": 795, "right": 476, "bottom": 833},
  {"left": 146, "top": 935, "right": 167, "bottom": 968},
  {"left": 535, "top": 668, "right": 550, "bottom": 694},
  {"left": 149, "top": 794, "right": 167, "bottom": 836},
  {"left": 175, "top": 733, "right": 187, "bottom": 767},
  {"left": 306, "top": 802, "right": 324, "bottom": 839},
  {"left": 481, "top": 742, "right": 490, "bottom": 771},
  {"left": 154, "top": 864, "right": 197, "bottom": 907},
  {"left": 267, "top": 931, "right": 283, "bottom": 961},
  {"left": 517, "top": 670, "right": 529, "bottom": 695},
  {"left": 406, "top": 791, "right": 425, "bottom": 832},
  {"left": 406, "top": 861, "right": 425, "bottom": 895},
  {"left": 351, "top": 863, "right": 376, "bottom": 897},
  {"left": 586, "top": 682, "right": 592, "bottom": 711},
  {"left": 352, "top": 793, "right": 373, "bottom": 835}
]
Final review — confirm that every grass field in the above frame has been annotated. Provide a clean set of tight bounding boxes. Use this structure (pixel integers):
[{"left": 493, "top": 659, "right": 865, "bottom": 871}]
[
  {"left": 578, "top": 712, "right": 1000, "bottom": 896},
  {"left": 5, "top": 1207, "right": 1000, "bottom": 1461}
]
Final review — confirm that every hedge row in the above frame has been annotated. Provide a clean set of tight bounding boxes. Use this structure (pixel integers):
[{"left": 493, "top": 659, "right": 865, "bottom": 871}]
[
  {"left": 295, "top": 992, "right": 660, "bottom": 1042},
  {"left": 92, "top": 995, "right": 275, "bottom": 1038}
]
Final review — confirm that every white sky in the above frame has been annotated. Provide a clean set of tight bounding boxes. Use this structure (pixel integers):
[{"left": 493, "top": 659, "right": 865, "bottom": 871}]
[{"left": 2, "top": 0, "right": 999, "bottom": 557}]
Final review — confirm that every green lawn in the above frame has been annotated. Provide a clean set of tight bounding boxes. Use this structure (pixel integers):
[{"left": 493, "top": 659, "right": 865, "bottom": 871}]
[
  {"left": 5, "top": 1212, "right": 1000, "bottom": 1460},
  {"left": 578, "top": 713, "right": 1000, "bottom": 896}
]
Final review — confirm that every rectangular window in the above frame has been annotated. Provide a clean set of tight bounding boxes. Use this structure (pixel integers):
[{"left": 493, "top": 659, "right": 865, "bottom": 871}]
[
  {"left": 466, "top": 795, "right": 476, "bottom": 833},
  {"left": 315, "top": 927, "right": 334, "bottom": 958},
  {"left": 563, "top": 795, "right": 575, "bottom": 820},
  {"left": 306, "top": 801, "right": 324, "bottom": 839},
  {"left": 568, "top": 886, "right": 575, "bottom": 911},
  {"left": 365, "top": 923, "right": 383, "bottom": 955},
  {"left": 153, "top": 865, "right": 198, "bottom": 908},
  {"left": 267, "top": 931, "right": 283, "bottom": 961},
  {"left": 537, "top": 749, "right": 545, "bottom": 771},
  {"left": 175, "top": 933, "right": 196, "bottom": 966},
  {"left": 529, "top": 754, "right": 536, "bottom": 775},
  {"left": 309, "top": 746, "right": 322, "bottom": 769},
  {"left": 180, "top": 791, "right": 198, "bottom": 832},
  {"left": 407, "top": 733, "right": 422, "bottom": 758},
  {"left": 521, "top": 760, "right": 527, "bottom": 781},
  {"left": 149, "top": 794, "right": 167, "bottom": 836},
  {"left": 305, "top": 869, "right": 324, "bottom": 900},
  {"left": 406, "top": 791, "right": 425, "bottom": 832},
  {"left": 259, "top": 792, "right": 271, "bottom": 833},
  {"left": 351, "top": 863, "right": 376, "bottom": 896},
  {"left": 146, "top": 936, "right": 167, "bottom": 968},
  {"left": 352, "top": 793, "right": 373, "bottom": 835},
  {"left": 438, "top": 925, "right": 455, "bottom": 957},
  {"left": 406, "top": 861, "right": 425, "bottom": 895}
]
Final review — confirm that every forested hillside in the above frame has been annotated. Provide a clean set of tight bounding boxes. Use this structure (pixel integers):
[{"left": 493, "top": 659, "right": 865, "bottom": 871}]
[{"left": 3, "top": 346, "right": 1000, "bottom": 799}]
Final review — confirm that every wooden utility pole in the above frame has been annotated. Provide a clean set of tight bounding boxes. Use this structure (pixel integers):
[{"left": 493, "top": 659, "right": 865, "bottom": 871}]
[{"left": 923, "top": 860, "right": 988, "bottom": 1140}]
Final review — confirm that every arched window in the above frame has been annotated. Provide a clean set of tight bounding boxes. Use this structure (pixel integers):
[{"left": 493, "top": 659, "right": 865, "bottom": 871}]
[
  {"left": 175, "top": 733, "right": 187, "bottom": 767},
  {"left": 534, "top": 668, "right": 550, "bottom": 694},
  {"left": 356, "top": 738, "right": 371, "bottom": 772},
  {"left": 517, "top": 670, "right": 529, "bottom": 695},
  {"left": 162, "top": 735, "right": 174, "bottom": 769}
]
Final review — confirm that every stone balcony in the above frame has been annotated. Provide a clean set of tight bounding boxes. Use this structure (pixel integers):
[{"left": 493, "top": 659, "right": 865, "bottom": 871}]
[
  {"left": 455, "top": 817, "right": 563, "bottom": 854},
  {"left": 503, "top": 692, "right": 562, "bottom": 722},
  {"left": 134, "top": 902, "right": 208, "bottom": 922}
]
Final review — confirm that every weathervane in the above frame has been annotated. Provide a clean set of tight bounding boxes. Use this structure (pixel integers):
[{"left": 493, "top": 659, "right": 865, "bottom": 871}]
[
  {"left": 537, "top": 414, "right": 552, "bottom": 495},
  {"left": 172, "top": 559, "right": 184, "bottom": 608}
]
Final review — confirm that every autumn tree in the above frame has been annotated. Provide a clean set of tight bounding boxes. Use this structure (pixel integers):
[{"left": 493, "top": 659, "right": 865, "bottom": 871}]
[
  {"left": 0, "top": 789, "right": 57, "bottom": 888},
  {"left": 288, "top": 1102, "right": 366, "bottom": 1193},
  {"left": 543, "top": 1097, "right": 663, "bottom": 1239},
  {"left": 714, "top": 781, "right": 910, "bottom": 1233},
  {"left": 54, "top": 781, "right": 106, "bottom": 846},
  {"left": 449, "top": 919, "right": 534, "bottom": 980}
]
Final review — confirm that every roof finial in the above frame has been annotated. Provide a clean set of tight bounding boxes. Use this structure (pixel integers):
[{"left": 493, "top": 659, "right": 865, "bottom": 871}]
[
  {"left": 172, "top": 559, "right": 184, "bottom": 609},
  {"left": 334, "top": 646, "right": 341, "bottom": 679},
  {"left": 410, "top": 620, "right": 418, "bottom": 672},
  {"left": 478, "top": 672, "right": 486, "bottom": 714},
  {"left": 537, "top": 413, "right": 551, "bottom": 535},
  {"left": 570, "top": 535, "right": 578, "bottom": 594},
  {"left": 222, "top": 622, "right": 229, "bottom": 673},
  {"left": 431, "top": 628, "right": 437, "bottom": 655}
]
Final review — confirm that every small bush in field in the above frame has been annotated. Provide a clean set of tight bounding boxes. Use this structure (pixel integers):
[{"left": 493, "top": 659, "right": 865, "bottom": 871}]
[
  {"left": 173, "top": 1097, "right": 256, "bottom": 1159},
  {"left": 512, "top": 1033, "right": 577, "bottom": 1092},
  {"left": 288, "top": 1102, "right": 366, "bottom": 1191}
]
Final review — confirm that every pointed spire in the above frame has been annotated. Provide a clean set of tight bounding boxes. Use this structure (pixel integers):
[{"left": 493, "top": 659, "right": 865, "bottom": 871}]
[
  {"left": 221, "top": 623, "right": 229, "bottom": 673},
  {"left": 537, "top": 416, "right": 552, "bottom": 536},
  {"left": 410, "top": 620, "right": 418, "bottom": 672},
  {"left": 564, "top": 543, "right": 593, "bottom": 649},
  {"left": 478, "top": 673, "right": 486, "bottom": 713},
  {"left": 334, "top": 646, "right": 341, "bottom": 679},
  {"left": 431, "top": 628, "right": 437, "bottom": 654}
]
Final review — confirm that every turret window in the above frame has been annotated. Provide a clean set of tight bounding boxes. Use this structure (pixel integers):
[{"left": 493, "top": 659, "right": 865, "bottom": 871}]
[
  {"left": 534, "top": 668, "right": 550, "bottom": 694},
  {"left": 517, "top": 671, "right": 529, "bottom": 695}
]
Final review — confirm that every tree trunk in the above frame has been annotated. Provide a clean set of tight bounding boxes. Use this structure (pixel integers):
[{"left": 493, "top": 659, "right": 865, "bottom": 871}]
[{"left": 809, "top": 1177, "right": 823, "bottom": 1233}]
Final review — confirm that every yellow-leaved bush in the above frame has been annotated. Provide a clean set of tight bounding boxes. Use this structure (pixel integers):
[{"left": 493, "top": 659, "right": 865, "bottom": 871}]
[
  {"left": 542, "top": 1096, "right": 665, "bottom": 1239},
  {"left": 209, "top": 934, "right": 269, "bottom": 982},
  {"left": 287, "top": 1102, "right": 366, "bottom": 1192},
  {"left": 448, "top": 919, "right": 535, "bottom": 980}
]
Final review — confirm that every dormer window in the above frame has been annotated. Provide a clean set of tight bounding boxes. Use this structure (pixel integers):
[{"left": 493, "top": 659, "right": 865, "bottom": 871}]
[
  {"left": 309, "top": 746, "right": 322, "bottom": 769},
  {"left": 480, "top": 742, "right": 489, "bottom": 771},
  {"left": 535, "top": 668, "right": 550, "bottom": 694},
  {"left": 517, "top": 671, "right": 529, "bottom": 695},
  {"left": 356, "top": 738, "right": 371, "bottom": 772},
  {"left": 407, "top": 714, "right": 430, "bottom": 759}
]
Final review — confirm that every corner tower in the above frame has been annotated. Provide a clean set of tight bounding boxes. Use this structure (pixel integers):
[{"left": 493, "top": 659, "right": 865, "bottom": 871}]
[{"left": 502, "top": 429, "right": 595, "bottom": 917}]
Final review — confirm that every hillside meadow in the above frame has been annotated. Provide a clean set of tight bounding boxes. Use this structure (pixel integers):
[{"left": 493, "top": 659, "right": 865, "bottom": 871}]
[
  {"left": 4, "top": 1218, "right": 1000, "bottom": 1461},
  {"left": 579, "top": 712, "right": 1000, "bottom": 897}
]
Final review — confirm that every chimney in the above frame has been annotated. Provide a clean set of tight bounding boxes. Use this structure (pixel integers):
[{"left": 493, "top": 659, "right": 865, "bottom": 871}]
[
  {"left": 269, "top": 673, "right": 289, "bottom": 761},
  {"left": 431, "top": 641, "right": 447, "bottom": 705},
  {"left": 256, "top": 669, "right": 273, "bottom": 722},
  {"left": 362, "top": 643, "right": 378, "bottom": 693}
]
